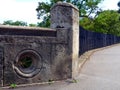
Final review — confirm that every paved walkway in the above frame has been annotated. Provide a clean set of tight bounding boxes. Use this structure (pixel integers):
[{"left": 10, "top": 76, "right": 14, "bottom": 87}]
[{"left": 3, "top": 45, "right": 120, "bottom": 90}]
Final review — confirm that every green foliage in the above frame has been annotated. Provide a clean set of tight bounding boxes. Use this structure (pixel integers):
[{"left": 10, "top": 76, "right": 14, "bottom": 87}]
[
  {"left": 36, "top": 0, "right": 81, "bottom": 27},
  {"left": 80, "top": 0, "right": 103, "bottom": 17},
  {"left": 94, "top": 10, "right": 120, "bottom": 34},
  {"left": 3, "top": 20, "right": 39, "bottom": 27},
  {"left": 19, "top": 56, "right": 32, "bottom": 68},
  {"left": 3, "top": 20, "right": 27, "bottom": 26},
  {"left": 72, "top": 78, "right": 77, "bottom": 83},
  {"left": 36, "top": 0, "right": 102, "bottom": 27},
  {"left": 80, "top": 10, "right": 120, "bottom": 36},
  {"left": 10, "top": 83, "right": 17, "bottom": 88},
  {"left": 37, "top": 15, "right": 50, "bottom": 27},
  {"left": 80, "top": 17, "right": 94, "bottom": 30},
  {"left": 29, "top": 23, "right": 37, "bottom": 27}
]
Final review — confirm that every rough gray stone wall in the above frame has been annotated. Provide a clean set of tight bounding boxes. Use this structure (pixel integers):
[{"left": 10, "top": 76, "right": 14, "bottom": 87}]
[
  {"left": 0, "top": 47, "right": 3, "bottom": 87},
  {"left": 0, "top": 2, "right": 79, "bottom": 87},
  {"left": 51, "top": 2, "right": 79, "bottom": 77},
  {"left": 0, "top": 28, "right": 69, "bottom": 86}
]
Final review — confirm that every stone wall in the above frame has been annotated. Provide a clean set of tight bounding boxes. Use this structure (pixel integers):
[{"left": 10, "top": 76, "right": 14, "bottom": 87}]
[{"left": 0, "top": 2, "right": 79, "bottom": 87}]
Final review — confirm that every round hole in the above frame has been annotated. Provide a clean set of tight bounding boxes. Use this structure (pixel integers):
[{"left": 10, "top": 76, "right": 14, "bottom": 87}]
[
  {"left": 13, "top": 50, "right": 42, "bottom": 78},
  {"left": 18, "top": 55, "right": 33, "bottom": 69}
]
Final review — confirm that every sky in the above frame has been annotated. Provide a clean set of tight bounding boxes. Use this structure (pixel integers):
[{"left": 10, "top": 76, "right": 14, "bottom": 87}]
[
  {"left": 98, "top": 0, "right": 120, "bottom": 10},
  {"left": 0, "top": 0, "right": 48, "bottom": 24},
  {"left": 0, "top": 0, "right": 120, "bottom": 24}
]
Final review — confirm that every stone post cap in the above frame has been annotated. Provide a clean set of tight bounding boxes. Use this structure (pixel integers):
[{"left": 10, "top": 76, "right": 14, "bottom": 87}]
[{"left": 51, "top": 1, "right": 79, "bottom": 11}]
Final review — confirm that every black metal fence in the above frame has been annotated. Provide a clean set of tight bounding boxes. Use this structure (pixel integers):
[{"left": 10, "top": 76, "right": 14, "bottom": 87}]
[{"left": 79, "top": 26, "right": 120, "bottom": 55}]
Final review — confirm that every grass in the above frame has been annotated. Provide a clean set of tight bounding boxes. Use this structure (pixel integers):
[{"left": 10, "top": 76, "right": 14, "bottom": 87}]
[
  {"left": 10, "top": 83, "right": 17, "bottom": 88},
  {"left": 72, "top": 78, "right": 77, "bottom": 83}
]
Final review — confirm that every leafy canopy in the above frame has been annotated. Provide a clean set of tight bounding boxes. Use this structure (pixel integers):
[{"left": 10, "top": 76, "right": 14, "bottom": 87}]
[
  {"left": 80, "top": 0, "right": 103, "bottom": 17},
  {"left": 80, "top": 10, "right": 120, "bottom": 36},
  {"left": 36, "top": 0, "right": 80, "bottom": 27},
  {"left": 36, "top": 0, "right": 102, "bottom": 27},
  {"left": 3, "top": 20, "right": 37, "bottom": 27},
  {"left": 3, "top": 20, "right": 27, "bottom": 26}
]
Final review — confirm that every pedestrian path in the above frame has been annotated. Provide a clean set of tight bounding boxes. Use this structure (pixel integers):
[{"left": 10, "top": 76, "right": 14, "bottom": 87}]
[{"left": 59, "top": 44, "right": 120, "bottom": 90}]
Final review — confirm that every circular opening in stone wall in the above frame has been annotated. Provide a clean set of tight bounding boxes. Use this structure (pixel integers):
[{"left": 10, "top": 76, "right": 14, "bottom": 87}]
[
  {"left": 19, "top": 55, "right": 33, "bottom": 69},
  {"left": 13, "top": 50, "right": 42, "bottom": 78}
]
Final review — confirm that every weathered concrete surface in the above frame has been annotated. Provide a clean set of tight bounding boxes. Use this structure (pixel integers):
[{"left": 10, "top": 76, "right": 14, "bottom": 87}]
[
  {"left": 51, "top": 1, "right": 79, "bottom": 77},
  {"left": 0, "top": 2, "right": 79, "bottom": 86},
  {"left": 0, "top": 47, "right": 3, "bottom": 87},
  {"left": 0, "top": 27, "right": 70, "bottom": 86},
  {"left": 3, "top": 44, "right": 120, "bottom": 90}
]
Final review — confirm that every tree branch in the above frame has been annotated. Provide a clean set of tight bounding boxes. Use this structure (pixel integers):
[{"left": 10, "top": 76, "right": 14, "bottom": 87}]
[
  {"left": 80, "top": 15, "right": 88, "bottom": 18},
  {"left": 80, "top": 0, "right": 84, "bottom": 9}
]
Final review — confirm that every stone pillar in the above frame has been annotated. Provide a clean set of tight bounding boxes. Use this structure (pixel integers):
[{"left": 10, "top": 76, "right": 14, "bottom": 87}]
[{"left": 51, "top": 2, "right": 79, "bottom": 77}]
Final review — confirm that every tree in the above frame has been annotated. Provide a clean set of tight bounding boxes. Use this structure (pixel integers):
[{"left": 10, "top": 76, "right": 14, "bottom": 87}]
[
  {"left": 94, "top": 10, "right": 120, "bottom": 35},
  {"left": 36, "top": 0, "right": 78, "bottom": 27},
  {"left": 3, "top": 20, "right": 27, "bottom": 26},
  {"left": 80, "top": 17, "right": 94, "bottom": 30},
  {"left": 117, "top": 1, "right": 120, "bottom": 13},
  {"left": 29, "top": 23, "right": 37, "bottom": 27},
  {"left": 80, "top": 10, "right": 120, "bottom": 36},
  {"left": 80, "top": 0, "right": 103, "bottom": 17},
  {"left": 36, "top": 0, "right": 102, "bottom": 27}
]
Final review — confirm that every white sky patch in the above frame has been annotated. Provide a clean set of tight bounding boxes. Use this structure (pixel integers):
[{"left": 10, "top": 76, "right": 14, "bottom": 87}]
[
  {"left": 0, "top": 0, "right": 46, "bottom": 24},
  {"left": 0, "top": 0, "right": 120, "bottom": 24},
  {"left": 98, "top": 0, "right": 120, "bottom": 10}
]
